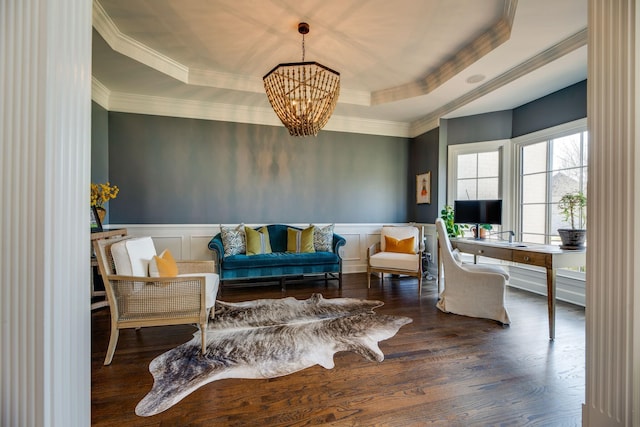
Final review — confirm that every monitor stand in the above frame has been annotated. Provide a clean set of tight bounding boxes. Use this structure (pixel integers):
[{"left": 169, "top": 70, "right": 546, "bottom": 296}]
[{"left": 473, "top": 223, "right": 482, "bottom": 240}]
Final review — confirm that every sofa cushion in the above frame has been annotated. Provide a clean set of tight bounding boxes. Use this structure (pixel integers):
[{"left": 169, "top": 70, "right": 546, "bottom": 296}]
[
  {"left": 245, "top": 226, "right": 272, "bottom": 255},
  {"left": 220, "top": 224, "right": 246, "bottom": 256},
  {"left": 287, "top": 226, "right": 315, "bottom": 253},
  {"left": 111, "top": 236, "right": 156, "bottom": 276},
  {"left": 223, "top": 252, "right": 339, "bottom": 270},
  {"left": 312, "top": 224, "right": 334, "bottom": 252},
  {"left": 149, "top": 249, "right": 178, "bottom": 277}
]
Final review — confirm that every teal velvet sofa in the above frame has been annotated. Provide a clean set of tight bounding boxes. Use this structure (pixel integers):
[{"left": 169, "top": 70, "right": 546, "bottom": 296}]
[{"left": 208, "top": 224, "right": 346, "bottom": 289}]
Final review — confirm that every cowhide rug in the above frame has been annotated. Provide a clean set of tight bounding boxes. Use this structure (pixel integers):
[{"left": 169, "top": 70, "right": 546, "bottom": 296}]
[{"left": 135, "top": 293, "right": 412, "bottom": 416}]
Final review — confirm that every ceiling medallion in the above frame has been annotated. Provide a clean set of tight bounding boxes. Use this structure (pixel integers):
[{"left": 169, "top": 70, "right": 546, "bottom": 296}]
[{"left": 263, "top": 22, "right": 340, "bottom": 137}]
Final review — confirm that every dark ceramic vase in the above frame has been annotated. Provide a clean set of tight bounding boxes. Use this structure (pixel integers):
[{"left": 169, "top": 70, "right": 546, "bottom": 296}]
[{"left": 558, "top": 229, "right": 586, "bottom": 249}]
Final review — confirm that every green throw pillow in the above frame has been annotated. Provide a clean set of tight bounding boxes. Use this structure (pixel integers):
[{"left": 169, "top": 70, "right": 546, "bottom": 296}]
[
  {"left": 245, "top": 226, "right": 272, "bottom": 255},
  {"left": 287, "top": 226, "right": 315, "bottom": 253}
]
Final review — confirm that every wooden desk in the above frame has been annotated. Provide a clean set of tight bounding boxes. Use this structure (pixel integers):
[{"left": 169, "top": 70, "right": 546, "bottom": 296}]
[{"left": 444, "top": 238, "right": 586, "bottom": 340}]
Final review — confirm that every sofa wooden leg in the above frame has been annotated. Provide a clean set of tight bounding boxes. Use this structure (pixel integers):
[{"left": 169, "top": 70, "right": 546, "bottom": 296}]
[{"left": 280, "top": 276, "right": 286, "bottom": 292}]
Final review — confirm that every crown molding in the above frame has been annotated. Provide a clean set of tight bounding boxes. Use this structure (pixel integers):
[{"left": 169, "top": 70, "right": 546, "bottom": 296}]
[
  {"left": 410, "top": 27, "right": 587, "bottom": 138},
  {"left": 91, "top": 77, "right": 110, "bottom": 109},
  {"left": 372, "top": 0, "right": 518, "bottom": 105},
  {"left": 93, "top": 0, "right": 188, "bottom": 82},
  {"left": 93, "top": 0, "right": 371, "bottom": 107},
  {"left": 101, "top": 90, "right": 409, "bottom": 138}
]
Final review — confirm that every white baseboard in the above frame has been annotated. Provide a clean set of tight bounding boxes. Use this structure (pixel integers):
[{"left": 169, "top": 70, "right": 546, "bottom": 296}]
[{"left": 508, "top": 265, "right": 585, "bottom": 307}]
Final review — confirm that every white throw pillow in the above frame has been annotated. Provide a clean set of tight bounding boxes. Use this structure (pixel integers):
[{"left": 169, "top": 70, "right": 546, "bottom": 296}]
[{"left": 111, "top": 236, "right": 157, "bottom": 276}]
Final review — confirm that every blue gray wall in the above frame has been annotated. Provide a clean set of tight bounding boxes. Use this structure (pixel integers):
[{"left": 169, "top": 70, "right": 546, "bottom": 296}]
[
  {"left": 107, "top": 113, "right": 409, "bottom": 224},
  {"left": 512, "top": 80, "right": 587, "bottom": 138},
  {"left": 445, "top": 110, "right": 513, "bottom": 145},
  {"left": 409, "top": 79, "right": 587, "bottom": 224},
  {"left": 91, "top": 102, "right": 109, "bottom": 183},
  {"left": 92, "top": 80, "right": 587, "bottom": 226},
  {"left": 408, "top": 127, "right": 439, "bottom": 223}
]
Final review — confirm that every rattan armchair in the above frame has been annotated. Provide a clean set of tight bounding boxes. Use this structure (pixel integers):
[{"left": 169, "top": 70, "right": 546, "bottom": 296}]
[{"left": 93, "top": 234, "right": 218, "bottom": 365}]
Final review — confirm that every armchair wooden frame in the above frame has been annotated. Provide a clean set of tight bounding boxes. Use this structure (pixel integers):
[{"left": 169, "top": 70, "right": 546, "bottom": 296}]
[{"left": 93, "top": 233, "right": 215, "bottom": 365}]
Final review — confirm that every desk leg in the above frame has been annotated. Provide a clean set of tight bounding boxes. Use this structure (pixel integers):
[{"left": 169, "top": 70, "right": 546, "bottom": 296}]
[
  {"left": 437, "top": 243, "right": 442, "bottom": 294},
  {"left": 546, "top": 267, "right": 557, "bottom": 341}
]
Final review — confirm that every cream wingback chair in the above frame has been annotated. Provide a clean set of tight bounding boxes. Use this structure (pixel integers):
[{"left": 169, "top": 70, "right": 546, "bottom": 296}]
[
  {"left": 93, "top": 234, "right": 219, "bottom": 365},
  {"left": 435, "top": 218, "right": 510, "bottom": 324},
  {"left": 367, "top": 225, "right": 423, "bottom": 294}
]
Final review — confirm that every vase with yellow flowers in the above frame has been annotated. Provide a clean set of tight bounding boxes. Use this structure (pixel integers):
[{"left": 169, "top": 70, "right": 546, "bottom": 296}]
[{"left": 90, "top": 182, "right": 119, "bottom": 223}]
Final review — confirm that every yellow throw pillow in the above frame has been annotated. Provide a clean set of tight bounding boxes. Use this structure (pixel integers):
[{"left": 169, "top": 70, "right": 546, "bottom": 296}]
[
  {"left": 287, "top": 226, "right": 315, "bottom": 253},
  {"left": 245, "top": 226, "right": 272, "bottom": 255},
  {"left": 384, "top": 235, "right": 415, "bottom": 254},
  {"left": 149, "top": 249, "right": 178, "bottom": 277}
]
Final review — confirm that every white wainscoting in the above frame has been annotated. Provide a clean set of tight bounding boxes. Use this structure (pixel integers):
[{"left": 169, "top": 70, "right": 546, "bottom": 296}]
[
  {"left": 110, "top": 222, "right": 584, "bottom": 306},
  {"left": 111, "top": 223, "right": 407, "bottom": 274},
  {"left": 508, "top": 266, "right": 585, "bottom": 307}
]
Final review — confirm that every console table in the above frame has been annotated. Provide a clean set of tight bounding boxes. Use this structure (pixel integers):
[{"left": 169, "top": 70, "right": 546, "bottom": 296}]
[{"left": 442, "top": 238, "right": 586, "bottom": 340}]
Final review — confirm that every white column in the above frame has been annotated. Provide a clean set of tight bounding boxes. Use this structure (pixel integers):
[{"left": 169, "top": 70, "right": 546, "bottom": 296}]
[
  {"left": 1, "top": 0, "right": 92, "bottom": 426},
  {"left": 584, "top": 1, "right": 640, "bottom": 426}
]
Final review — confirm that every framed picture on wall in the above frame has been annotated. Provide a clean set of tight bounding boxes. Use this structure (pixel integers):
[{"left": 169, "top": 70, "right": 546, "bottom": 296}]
[
  {"left": 90, "top": 206, "right": 103, "bottom": 233},
  {"left": 416, "top": 172, "right": 431, "bottom": 204}
]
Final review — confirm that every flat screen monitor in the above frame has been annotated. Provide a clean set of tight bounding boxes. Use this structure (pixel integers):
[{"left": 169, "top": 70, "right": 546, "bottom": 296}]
[{"left": 454, "top": 199, "right": 502, "bottom": 226}]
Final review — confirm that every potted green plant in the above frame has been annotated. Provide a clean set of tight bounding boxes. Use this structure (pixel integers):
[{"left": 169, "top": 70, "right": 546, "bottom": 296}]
[
  {"left": 471, "top": 223, "right": 492, "bottom": 239},
  {"left": 440, "top": 205, "right": 468, "bottom": 238},
  {"left": 557, "top": 191, "right": 587, "bottom": 249}
]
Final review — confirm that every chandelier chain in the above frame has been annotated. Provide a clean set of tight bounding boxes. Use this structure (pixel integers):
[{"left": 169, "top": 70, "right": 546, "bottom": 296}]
[{"left": 301, "top": 33, "right": 305, "bottom": 62}]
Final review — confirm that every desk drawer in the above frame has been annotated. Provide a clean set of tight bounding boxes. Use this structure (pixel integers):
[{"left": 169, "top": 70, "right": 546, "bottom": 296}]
[
  {"left": 512, "top": 251, "right": 547, "bottom": 267},
  {"left": 454, "top": 242, "right": 511, "bottom": 261}
]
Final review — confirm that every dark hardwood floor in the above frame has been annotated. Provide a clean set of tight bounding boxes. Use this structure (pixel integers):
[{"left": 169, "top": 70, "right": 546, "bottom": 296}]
[{"left": 91, "top": 273, "right": 585, "bottom": 426}]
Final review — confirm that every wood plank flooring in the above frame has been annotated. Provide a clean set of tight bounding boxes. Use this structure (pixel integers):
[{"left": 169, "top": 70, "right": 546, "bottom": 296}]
[{"left": 91, "top": 273, "right": 585, "bottom": 426}]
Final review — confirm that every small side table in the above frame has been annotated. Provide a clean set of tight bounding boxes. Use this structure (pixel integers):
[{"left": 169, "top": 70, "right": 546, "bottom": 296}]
[{"left": 91, "top": 229, "right": 127, "bottom": 310}]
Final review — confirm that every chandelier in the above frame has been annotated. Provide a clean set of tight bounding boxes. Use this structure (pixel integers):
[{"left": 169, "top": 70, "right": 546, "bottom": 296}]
[{"left": 263, "top": 22, "right": 340, "bottom": 137}]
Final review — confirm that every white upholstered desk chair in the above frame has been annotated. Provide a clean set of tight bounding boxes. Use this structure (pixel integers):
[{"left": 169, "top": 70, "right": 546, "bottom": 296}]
[
  {"left": 367, "top": 225, "right": 423, "bottom": 294},
  {"left": 435, "top": 218, "right": 510, "bottom": 324}
]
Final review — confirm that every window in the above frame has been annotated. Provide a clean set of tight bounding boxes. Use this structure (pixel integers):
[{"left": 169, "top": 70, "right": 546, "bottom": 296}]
[
  {"left": 447, "top": 140, "right": 511, "bottom": 232},
  {"left": 517, "top": 129, "right": 588, "bottom": 244},
  {"left": 455, "top": 151, "right": 501, "bottom": 200}
]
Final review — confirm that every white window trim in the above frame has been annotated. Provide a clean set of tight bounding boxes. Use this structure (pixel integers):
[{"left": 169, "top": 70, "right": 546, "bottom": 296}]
[
  {"left": 447, "top": 139, "right": 513, "bottom": 231},
  {"left": 511, "top": 118, "right": 587, "bottom": 146},
  {"left": 512, "top": 118, "right": 587, "bottom": 241}
]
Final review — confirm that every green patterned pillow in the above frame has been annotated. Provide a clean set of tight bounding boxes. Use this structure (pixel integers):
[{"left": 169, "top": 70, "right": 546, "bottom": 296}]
[
  {"left": 220, "top": 224, "right": 246, "bottom": 257},
  {"left": 245, "top": 226, "right": 272, "bottom": 255},
  {"left": 287, "top": 226, "right": 315, "bottom": 253},
  {"left": 311, "top": 224, "right": 334, "bottom": 252}
]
